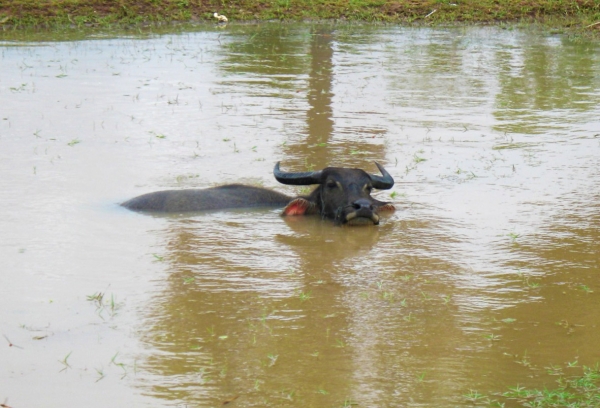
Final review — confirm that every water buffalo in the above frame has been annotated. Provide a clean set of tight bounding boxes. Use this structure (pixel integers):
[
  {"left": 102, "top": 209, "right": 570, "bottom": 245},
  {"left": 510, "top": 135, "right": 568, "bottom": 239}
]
[
  {"left": 274, "top": 162, "right": 395, "bottom": 225},
  {"left": 122, "top": 162, "right": 395, "bottom": 225}
]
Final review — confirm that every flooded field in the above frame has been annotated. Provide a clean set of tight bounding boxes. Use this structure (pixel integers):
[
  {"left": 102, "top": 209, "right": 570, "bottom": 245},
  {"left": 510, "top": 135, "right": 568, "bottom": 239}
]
[{"left": 1, "top": 24, "right": 599, "bottom": 407}]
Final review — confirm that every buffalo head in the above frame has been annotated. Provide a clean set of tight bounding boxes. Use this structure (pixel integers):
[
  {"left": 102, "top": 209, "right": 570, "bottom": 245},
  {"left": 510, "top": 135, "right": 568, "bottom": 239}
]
[{"left": 274, "top": 162, "right": 396, "bottom": 225}]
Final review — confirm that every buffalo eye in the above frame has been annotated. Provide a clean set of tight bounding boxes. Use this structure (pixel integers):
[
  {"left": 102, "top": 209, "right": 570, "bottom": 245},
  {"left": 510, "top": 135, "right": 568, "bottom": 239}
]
[
  {"left": 326, "top": 180, "right": 337, "bottom": 189},
  {"left": 365, "top": 185, "right": 373, "bottom": 193}
]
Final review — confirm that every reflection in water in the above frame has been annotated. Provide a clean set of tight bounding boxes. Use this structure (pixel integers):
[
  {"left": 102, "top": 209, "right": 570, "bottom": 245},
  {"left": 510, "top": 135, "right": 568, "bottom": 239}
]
[
  {"left": 219, "top": 24, "right": 309, "bottom": 93},
  {"left": 494, "top": 33, "right": 600, "bottom": 134},
  {"left": 141, "top": 210, "right": 469, "bottom": 406},
  {"left": 303, "top": 27, "right": 334, "bottom": 169},
  {"left": 1, "top": 25, "right": 599, "bottom": 408}
]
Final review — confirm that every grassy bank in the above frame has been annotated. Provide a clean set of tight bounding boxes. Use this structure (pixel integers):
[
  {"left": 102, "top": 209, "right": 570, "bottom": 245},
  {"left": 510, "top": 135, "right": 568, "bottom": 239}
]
[{"left": 1, "top": 0, "right": 599, "bottom": 31}]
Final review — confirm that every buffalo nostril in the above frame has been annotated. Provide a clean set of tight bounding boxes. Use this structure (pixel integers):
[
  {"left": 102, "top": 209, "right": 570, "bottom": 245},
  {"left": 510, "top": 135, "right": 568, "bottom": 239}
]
[{"left": 352, "top": 199, "right": 373, "bottom": 211}]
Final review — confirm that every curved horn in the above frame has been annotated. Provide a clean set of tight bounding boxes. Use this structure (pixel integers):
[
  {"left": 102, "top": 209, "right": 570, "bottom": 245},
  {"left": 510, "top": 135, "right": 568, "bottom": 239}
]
[
  {"left": 274, "top": 162, "right": 323, "bottom": 186},
  {"left": 370, "top": 162, "right": 394, "bottom": 190}
]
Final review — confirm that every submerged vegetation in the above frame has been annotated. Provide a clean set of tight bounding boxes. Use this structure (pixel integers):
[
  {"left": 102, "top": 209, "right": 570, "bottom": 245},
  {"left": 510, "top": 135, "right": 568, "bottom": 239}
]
[
  {"left": 467, "top": 364, "right": 600, "bottom": 407},
  {"left": 0, "top": 0, "right": 599, "bottom": 31}
]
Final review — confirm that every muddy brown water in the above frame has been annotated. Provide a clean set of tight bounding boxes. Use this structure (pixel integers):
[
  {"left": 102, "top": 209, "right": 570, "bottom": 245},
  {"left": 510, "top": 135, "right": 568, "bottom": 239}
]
[{"left": 1, "top": 24, "right": 599, "bottom": 407}]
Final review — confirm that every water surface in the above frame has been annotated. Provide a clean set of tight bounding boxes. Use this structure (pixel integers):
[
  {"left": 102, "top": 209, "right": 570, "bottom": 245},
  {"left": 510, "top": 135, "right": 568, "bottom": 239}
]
[{"left": 1, "top": 24, "right": 599, "bottom": 407}]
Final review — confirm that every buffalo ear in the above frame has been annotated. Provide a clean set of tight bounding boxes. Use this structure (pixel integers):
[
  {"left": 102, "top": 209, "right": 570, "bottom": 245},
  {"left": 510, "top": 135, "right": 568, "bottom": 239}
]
[
  {"left": 282, "top": 198, "right": 316, "bottom": 216},
  {"left": 377, "top": 203, "right": 396, "bottom": 213}
]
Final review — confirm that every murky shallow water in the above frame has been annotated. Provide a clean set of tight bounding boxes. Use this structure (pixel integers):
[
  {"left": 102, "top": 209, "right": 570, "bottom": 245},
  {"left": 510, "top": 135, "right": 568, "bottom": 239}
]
[{"left": 1, "top": 24, "right": 599, "bottom": 407}]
